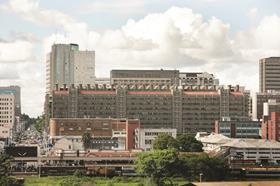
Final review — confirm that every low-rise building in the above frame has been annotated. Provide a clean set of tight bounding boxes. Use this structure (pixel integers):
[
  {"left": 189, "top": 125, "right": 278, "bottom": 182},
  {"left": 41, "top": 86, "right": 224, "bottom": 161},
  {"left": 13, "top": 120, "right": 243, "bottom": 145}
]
[
  {"left": 135, "top": 128, "right": 177, "bottom": 151},
  {"left": 215, "top": 117, "right": 261, "bottom": 139},
  {"left": 221, "top": 138, "right": 280, "bottom": 164},
  {"left": 195, "top": 133, "right": 231, "bottom": 152},
  {"left": 49, "top": 118, "right": 140, "bottom": 150}
]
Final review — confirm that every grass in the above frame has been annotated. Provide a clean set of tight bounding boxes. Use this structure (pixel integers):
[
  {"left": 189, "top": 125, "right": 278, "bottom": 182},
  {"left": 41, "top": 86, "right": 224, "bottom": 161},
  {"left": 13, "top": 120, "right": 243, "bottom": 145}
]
[{"left": 24, "top": 176, "right": 187, "bottom": 186}]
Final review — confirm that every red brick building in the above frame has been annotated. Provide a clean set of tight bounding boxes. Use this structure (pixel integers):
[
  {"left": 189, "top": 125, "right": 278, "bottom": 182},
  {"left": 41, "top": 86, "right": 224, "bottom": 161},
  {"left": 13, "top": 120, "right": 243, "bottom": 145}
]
[
  {"left": 49, "top": 118, "right": 140, "bottom": 150},
  {"left": 262, "top": 112, "right": 280, "bottom": 141}
]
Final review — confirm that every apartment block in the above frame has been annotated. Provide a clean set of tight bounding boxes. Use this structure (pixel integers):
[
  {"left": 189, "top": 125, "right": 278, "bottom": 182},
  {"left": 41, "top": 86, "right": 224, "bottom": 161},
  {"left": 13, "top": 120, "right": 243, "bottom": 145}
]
[{"left": 46, "top": 84, "right": 249, "bottom": 134}]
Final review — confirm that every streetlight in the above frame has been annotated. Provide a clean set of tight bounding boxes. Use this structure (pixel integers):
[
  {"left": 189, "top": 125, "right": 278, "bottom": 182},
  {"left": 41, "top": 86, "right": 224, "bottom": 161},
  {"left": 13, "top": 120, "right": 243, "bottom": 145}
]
[{"left": 199, "top": 173, "right": 203, "bottom": 182}]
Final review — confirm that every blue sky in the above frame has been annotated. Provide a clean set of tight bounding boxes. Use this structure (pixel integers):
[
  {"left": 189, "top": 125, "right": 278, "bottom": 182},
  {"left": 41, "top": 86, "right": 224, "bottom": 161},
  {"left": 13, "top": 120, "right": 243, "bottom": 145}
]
[{"left": 0, "top": 0, "right": 280, "bottom": 116}]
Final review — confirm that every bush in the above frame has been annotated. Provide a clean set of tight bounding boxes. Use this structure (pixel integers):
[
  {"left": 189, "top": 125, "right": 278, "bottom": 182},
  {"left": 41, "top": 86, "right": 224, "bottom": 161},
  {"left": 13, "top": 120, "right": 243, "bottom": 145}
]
[{"left": 74, "top": 169, "right": 85, "bottom": 177}]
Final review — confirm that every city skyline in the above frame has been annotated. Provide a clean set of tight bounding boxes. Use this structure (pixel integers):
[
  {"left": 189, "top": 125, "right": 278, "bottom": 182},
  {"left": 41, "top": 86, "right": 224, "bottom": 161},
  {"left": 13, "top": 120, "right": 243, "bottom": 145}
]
[{"left": 0, "top": 0, "right": 280, "bottom": 117}]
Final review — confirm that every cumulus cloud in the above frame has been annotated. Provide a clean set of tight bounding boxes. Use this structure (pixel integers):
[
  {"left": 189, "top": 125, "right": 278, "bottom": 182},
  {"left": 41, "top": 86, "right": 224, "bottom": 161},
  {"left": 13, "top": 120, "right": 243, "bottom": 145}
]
[
  {"left": 1, "top": 0, "right": 280, "bottom": 116},
  {"left": 79, "top": 0, "right": 153, "bottom": 15},
  {"left": 248, "top": 8, "right": 258, "bottom": 20},
  {"left": 0, "top": 40, "right": 33, "bottom": 62}
]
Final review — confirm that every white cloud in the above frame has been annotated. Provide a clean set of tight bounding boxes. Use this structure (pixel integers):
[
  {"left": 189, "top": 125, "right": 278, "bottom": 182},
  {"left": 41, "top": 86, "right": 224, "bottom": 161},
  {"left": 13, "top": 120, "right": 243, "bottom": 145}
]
[
  {"left": 248, "top": 8, "right": 258, "bottom": 20},
  {"left": 1, "top": 0, "right": 280, "bottom": 116},
  {"left": 79, "top": 0, "right": 151, "bottom": 15},
  {"left": 0, "top": 40, "right": 33, "bottom": 62}
]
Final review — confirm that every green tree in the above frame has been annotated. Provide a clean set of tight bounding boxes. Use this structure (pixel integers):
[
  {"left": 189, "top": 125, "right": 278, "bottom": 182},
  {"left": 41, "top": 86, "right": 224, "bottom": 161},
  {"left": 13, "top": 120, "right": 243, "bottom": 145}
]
[
  {"left": 179, "top": 154, "right": 228, "bottom": 181},
  {"left": 0, "top": 154, "right": 11, "bottom": 176},
  {"left": 176, "top": 134, "right": 203, "bottom": 152},
  {"left": 0, "top": 154, "right": 18, "bottom": 186},
  {"left": 152, "top": 133, "right": 178, "bottom": 150},
  {"left": 34, "top": 115, "right": 45, "bottom": 133},
  {"left": 82, "top": 132, "right": 92, "bottom": 149},
  {"left": 135, "top": 149, "right": 178, "bottom": 186}
]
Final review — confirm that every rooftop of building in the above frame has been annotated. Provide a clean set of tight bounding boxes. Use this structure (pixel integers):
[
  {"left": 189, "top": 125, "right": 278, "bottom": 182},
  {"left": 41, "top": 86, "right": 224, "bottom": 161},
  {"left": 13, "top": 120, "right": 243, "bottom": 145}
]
[
  {"left": 196, "top": 133, "right": 231, "bottom": 144},
  {"left": 221, "top": 138, "right": 280, "bottom": 149}
]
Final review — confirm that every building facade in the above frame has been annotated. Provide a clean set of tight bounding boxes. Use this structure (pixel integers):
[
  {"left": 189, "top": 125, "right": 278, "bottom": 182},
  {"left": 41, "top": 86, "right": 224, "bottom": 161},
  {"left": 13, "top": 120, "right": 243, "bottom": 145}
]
[
  {"left": 259, "top": 57, "right": 280, "bottom": 93},
  {"left": 0, "top": 86, "right": 21, "bottom": 116},
  {"left": 46, "top": 84, "right": 249, "bottom": 134},
  {"left": 135, "top": 128, "right": 177, "bottom": 151},
  {"left": 215, "top": 117, "right": 261, "bottom": 139},
  {"left": 0, "top": 94, "right": 15, "bottom": 142},
  {"left": 253, "top": 91, "right": 280, "bottom": 120},
  {"left": 262, "top": 112, "right": 280, "bottom": 141},
  {"left": 46, "top": 43, "right": 95, "bottom": 93},
  {"left": 179, "top": 72, "right": 219, "bottom": 86},
  {"left": 110, "top": 69, "right": 180, "bottom": 86},
  {"left": 49, "top": 118, "right": 140, "bottom": 150}
]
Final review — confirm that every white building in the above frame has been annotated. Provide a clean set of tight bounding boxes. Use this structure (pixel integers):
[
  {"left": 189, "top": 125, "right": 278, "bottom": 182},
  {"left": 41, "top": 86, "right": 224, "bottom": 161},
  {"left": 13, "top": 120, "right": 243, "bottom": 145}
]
[
  {"left": 221, "top": 139, "right": 280, "bottom": 164},
  {"left": 0, "top": 94, "right": 15, "bottom": 142},
  {"left": 196, "top": 133, "right": 231, "bottom": 152},
  {"left": 135, "top": 128, "right": 177, "bottom": 151}
]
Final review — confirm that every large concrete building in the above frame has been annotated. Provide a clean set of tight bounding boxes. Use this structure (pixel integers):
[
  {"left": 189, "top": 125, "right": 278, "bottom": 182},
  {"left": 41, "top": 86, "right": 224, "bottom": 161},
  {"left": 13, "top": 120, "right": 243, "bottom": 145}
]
[
  {"left": 215, "top": 117, "right": 261, "bottom": 139},
  {"left": 46, "top": 43, "right": 95, "bottom": 93},
  {"left": 46, "top": 84, "right": 249, "bottom": 134},
  {"left": 259, "top": 57, "right": 280, "bottom": 93},
  {"left": 0, "top": 94, "right": 15, "bottom": 142}
]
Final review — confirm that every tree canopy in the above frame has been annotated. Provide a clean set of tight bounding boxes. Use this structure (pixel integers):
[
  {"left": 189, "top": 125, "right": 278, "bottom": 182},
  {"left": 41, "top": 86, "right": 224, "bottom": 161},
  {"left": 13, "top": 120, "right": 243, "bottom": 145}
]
[
  {"left": 82, "top": 132, "right": 92, "bottom": 149},
  {"left": 136, "top": 149, "right": 178, "bottom": 185},
  {"left": 152, "top": 134, "right": 203, "bottom": 152}
]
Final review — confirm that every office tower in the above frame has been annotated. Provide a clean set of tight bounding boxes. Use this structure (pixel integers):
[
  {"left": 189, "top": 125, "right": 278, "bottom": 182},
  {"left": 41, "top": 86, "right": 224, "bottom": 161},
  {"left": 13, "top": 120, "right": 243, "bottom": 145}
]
[
  {"left": 0, "top": 86, "right": 21, "bottom": 116},
  {"left": 0, "top": 93, "right": 15, "bottom": 142},
  {"left": 46, "top": 84, "right": 249, "bottom": 134},
  {"left": 259, "top": 57, "right": 280, "bottom": 93},
  {"left": 46, "top": 43, "right": 95, "bottom": 93}
]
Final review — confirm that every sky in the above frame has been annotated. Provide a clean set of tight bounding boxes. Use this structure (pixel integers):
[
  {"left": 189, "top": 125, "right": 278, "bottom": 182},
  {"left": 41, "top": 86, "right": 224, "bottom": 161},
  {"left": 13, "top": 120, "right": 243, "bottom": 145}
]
[{"left": 0, "top": 0, "right": 280, "bottom": 117}]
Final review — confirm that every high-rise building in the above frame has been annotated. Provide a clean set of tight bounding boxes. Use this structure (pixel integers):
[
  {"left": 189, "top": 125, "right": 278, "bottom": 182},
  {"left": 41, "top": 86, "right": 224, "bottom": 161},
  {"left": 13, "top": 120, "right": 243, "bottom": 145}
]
[
  {"left": 46, "top": 43, "right": 95, "bottom": 93},
  {"left": 46, "top": 84, "right": 249, "bottom": 134},
  {"left": 259, "top": 57, "right": 280, "bottom": 93},
  {"left": 0, "top": 94, "right": 15, "bottom": 143},
  {"left": 0, "top": 86, "right": 21, "bottom": 116}
]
